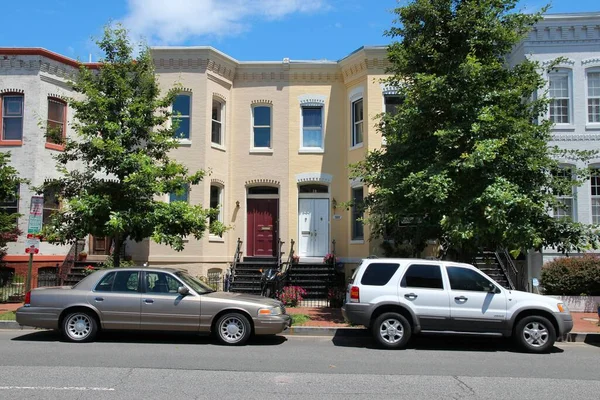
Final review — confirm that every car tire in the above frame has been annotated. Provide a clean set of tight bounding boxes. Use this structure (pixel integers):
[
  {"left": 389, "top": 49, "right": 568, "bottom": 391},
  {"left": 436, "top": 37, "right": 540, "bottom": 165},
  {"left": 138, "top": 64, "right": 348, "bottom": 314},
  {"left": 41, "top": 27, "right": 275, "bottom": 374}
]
[
  {"left": 372, "top": 312, "right": 412, "bottom": 349},
  {"left": 215, "top": 312, "right": 251, "bottom": 346},
  {"left": 61, "top": 310, "right": 98, "bottom": 343},
  {"left": 514, "top": 315, "right": 556, "bottom": 353}
]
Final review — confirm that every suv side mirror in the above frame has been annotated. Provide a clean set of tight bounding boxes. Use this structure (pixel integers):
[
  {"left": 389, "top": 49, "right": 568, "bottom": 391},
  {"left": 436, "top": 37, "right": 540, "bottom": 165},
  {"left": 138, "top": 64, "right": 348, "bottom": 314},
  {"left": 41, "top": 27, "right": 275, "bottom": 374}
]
[
  {"left": 488, "top": 283, "right": 499, "bottom": 293},
  {"left": 178, "top": 286, "right": 190, "bottom": 296}
]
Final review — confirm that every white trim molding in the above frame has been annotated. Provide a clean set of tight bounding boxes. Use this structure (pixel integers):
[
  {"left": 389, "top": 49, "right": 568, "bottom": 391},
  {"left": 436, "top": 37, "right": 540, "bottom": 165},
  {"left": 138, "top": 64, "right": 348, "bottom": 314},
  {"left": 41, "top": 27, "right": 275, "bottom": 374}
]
[
  {"left": 298, "top": 94, "right": 326, "bottom": 107},
  {"left": 245, "top": 179, "right": 280, "bottom": 187},
  {"left": 296, "top": 172, "right": 333, "bottom": 184},
  {"left": 348, "top": 86, "right": 364, "bottom": 102},
  {"left": 541, "top": 58, "right": 576, "bottom": 68},
  {"left": 582, "top": 58, "right": 600, "bottom": 67},
  {"left": 350, "top": 177, "right": 363, "bottom": 188}
]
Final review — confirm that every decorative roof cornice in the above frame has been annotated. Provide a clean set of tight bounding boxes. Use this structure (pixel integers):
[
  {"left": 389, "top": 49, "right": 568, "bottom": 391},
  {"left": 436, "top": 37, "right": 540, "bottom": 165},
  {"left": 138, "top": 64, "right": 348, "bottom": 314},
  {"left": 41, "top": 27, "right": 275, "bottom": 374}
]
[{"left": 0, "top": 48, "right": 100, "bottom": 69}]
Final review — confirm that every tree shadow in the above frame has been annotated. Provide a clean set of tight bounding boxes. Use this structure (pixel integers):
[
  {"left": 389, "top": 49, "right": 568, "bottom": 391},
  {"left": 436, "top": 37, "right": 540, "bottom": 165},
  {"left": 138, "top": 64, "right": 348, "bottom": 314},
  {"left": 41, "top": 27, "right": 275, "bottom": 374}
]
[
  {"left": 332, "top": 331, "right": 564, "bottom": 354},
  {"left": 11, "top": 329, "right": 287, "bottom": 346}
]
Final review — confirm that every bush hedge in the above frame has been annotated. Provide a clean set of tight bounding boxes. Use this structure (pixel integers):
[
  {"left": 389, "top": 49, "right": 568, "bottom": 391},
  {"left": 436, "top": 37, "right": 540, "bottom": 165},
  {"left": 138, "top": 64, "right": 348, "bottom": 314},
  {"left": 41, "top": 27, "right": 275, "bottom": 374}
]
[{"left": 541, "top": 255, "right": 600, "bottom": 296}]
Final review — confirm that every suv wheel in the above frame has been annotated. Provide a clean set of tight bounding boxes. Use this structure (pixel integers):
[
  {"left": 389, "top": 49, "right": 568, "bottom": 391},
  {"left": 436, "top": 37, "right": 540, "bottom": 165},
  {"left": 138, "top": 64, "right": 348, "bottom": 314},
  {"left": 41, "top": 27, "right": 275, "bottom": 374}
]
[
  {"left": 372, "top": 312, "right": 412, "bottom": 349},
  {"left": 514, "top": 315, "right": 556, "bottom": 353}
]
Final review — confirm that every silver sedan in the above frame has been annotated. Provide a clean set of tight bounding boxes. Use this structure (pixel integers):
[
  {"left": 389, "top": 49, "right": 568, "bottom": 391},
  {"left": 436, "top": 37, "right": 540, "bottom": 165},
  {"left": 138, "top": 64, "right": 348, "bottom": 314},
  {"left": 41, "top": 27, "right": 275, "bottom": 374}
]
[{"left": 16, "top": 267, "right": 291, "bottom": 345}]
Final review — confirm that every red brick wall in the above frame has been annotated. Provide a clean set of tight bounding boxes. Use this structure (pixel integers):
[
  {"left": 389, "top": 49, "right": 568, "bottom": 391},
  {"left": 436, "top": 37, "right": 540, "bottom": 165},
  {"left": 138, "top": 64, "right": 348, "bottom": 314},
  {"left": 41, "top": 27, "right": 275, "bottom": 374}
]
[{"left": 3, "top": 261, "right": 62, "bottom": 288}]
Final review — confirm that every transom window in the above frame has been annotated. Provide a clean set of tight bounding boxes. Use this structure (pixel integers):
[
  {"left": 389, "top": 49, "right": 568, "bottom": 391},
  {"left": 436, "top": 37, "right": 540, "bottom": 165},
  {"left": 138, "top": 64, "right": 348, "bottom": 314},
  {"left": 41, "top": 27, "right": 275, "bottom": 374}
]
[
  {"left": 299, "top": 184, "right": 328, "bottom": 194},
  {"left": 212, "top": 99, "right": 224, "bottom": 146},
  {"left": 588, "top": 72, "right": 600, "bottom": 123},
  {"left": 172, "top": 94, "right": 191, "bottom": 139},
  {"left": 1, "top": 95, "right": 24, "bottom": 141},
  {"left": 252, "top": 105, "right": 271, "bottom": 148},
  {"left": 351, "top": 99, "right": 364, "bottom": 147},
  {"left": 47, "top": 98, "right": 66, "bottom": 145},
  {"left": 301, "top": 106, "right": 323, "bottom": 149},
  {"left": 170, "top": 184, "right": 189, "bottom": 203},
  {"left": 248, "top": 186, "right": 278, "bottom": 195},
  {"left": 591, "top": 169, "right": 600, "bottom": 224},
  {"left": 549, "top": 73, "right": 570, "bottom": 124},
  {"left": 351, "top": 187, "right": 364, "bottom": 240},
  {"left": 552, "top": 167, "right": 575, "bottom": 220}
]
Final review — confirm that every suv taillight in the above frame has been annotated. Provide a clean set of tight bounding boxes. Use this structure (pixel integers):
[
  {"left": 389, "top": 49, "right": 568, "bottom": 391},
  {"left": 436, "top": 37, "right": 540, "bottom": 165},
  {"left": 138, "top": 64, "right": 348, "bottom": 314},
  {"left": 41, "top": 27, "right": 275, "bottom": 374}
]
[
  {"left": 350, "top": 286, "right": 360, "bottom": 303},
  {"left": 24, "top": 291, "right": 31, "bottom": 306}
]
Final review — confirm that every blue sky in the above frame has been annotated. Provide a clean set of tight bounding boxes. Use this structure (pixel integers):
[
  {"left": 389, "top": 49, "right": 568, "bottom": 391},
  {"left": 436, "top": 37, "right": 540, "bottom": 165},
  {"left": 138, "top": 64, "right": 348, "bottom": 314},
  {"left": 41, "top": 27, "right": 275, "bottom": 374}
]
[{"left": 2, "top": 0, "right": 599, "bottom": 62}]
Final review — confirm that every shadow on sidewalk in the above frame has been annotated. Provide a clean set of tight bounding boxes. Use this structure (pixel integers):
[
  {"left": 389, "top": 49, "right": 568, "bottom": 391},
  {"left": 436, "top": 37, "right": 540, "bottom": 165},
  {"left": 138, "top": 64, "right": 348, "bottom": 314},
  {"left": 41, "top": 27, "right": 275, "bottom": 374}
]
[
  {"left": 331, "top": 331, "right": 565, "bottom": 354},
  {"left": 11, "top": 329, "right": 288, "bottom": 346}
]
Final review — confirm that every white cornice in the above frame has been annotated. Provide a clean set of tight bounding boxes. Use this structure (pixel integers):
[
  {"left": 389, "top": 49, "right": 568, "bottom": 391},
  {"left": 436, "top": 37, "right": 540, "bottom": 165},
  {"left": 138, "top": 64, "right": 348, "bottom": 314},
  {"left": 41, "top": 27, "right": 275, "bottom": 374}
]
[{"left": 296, "top": 172, "right": 333, "bottom": 184}]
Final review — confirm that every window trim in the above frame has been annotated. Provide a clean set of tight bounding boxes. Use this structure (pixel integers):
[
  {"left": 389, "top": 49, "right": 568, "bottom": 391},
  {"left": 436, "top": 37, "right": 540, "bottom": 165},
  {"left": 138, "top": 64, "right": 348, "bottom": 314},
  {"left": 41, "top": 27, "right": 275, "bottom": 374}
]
[
  {"left": 552, "top": 165, "right": 576, "bottom": 221},
  {"left": 586, "top": 68, "right": 600, "bottom": 127},
  {"left": 351, "top": 185, "right": 364, "bottom": 241},
  {"left": 351, "top": 98, "right": 364, "bottom": 149},
  {"left": 45, "top": 97, "right": 67, "bottom": 151},
  {"left": 299, "top": 105, "right": 325, "bottom": 152},
  {"left": 0, "top": 93, "right": 24, "bottom": 146},
  {"left": 209, "top": 183, "right": 224, "bottom": 242},
  {"left": 548, "top": 69, "right": 573, "bottom": 126},
  {"left": 172, "top": 93, "right": 192, "bottom": 140},
  {"left": 0, "top": 183, "right": 20, "bottom": 235},
  {"left": 211, "top": 98, "right": 225, "bottom": 149},
  {"left": 251, "top": 104, "right": 272, "bottom": 151},
  {"left": 591, "top": 166, "right": 600, "bottom": 224}
]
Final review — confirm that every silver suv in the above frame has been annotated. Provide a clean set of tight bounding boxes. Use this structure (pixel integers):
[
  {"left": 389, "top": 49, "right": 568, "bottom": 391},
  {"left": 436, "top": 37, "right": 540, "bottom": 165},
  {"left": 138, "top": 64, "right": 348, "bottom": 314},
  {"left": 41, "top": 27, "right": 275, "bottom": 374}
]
[{"left": 342, "top": 259, "right": 573, "bottom": 353}]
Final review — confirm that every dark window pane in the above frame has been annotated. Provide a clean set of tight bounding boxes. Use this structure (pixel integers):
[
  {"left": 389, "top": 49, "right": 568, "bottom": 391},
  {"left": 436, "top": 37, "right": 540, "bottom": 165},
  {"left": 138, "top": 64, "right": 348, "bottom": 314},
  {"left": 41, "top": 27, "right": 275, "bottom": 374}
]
[
  {"left": 173, "top": 117, "right": 190, "bottom": 139},
  {"left": 4, "top": 96, "right": 23, "bottom": 116},
  {"left": 3, "top": 118, "right": 23, "bottom": 140},
  {"left": 95, "top": 272, "right": 116, "bottom": 292},
  {"left": 299, "top": 184, "right": 328, "bottom": 193},
  {"left": 253, "top": 127, "right": 271, "bottom": 147},
  {"left": 248, "top": 186, "right": 278, "bottom": 195},
  {"left": 401, "top": 264, "right": 443, "bottom": 289},
  {"left": 170, "top": 184, "right": 189, "bottom": 203},
  {"left": 302, "top": 107, "right": 322, "bottom": 127},
  {"left": 447, "top": 267, "right": 495, "bottom": 292},
  {"left": 253, "top": 106, "right": 271, "bottom": 126},
  {"left": 112, "top": 271, "right": 139, "bottom": 292},
  {"left": 48, "top": 100, "right": 65, "bottom": 122},
  {"left": 361, "top": 263, "right": 400, "bottom": 286},
  {"left": 384, "top": 95, "right": 403, "bottom": 115},
  {"left": 146, "top": 272, "right": 181, "bottom": 294},
  {"left": 212, "top": 100, "right": 222, "bottom": 121},
  {"left": 211, "top": 121, "right": 221, "bottom": 144},
  {"left": 352, "top": 187, "right": 364, "bottom": 240},
  {"left": 173, "top": 95, "right": 190, "bottom": 116},
  {"left": 353, "top": 99, "right": 363, "bottom": 122}
]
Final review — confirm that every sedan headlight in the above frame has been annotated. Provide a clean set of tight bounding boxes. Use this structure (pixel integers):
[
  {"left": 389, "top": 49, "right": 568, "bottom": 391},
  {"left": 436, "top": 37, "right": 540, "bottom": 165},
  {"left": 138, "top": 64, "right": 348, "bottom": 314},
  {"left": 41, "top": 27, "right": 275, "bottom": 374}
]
[{"left": 258, "top": 307, "right": 282, "bottom": 316}]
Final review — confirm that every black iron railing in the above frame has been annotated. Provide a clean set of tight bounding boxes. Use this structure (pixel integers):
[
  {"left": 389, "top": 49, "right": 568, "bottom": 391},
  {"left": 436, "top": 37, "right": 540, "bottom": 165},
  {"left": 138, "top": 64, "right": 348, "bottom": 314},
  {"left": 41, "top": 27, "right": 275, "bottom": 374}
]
[
  {"left": 277, "top": 238, "right": 285, "bottom": 269},
  {"left": 59, "top": 239, "right": 84, "bottom": 285},
  {"left": 495, "top": 249, "right": 525, "bottom": 291},
  {"left": 227, "top": 238, "right": 243, "bottom": 292}
]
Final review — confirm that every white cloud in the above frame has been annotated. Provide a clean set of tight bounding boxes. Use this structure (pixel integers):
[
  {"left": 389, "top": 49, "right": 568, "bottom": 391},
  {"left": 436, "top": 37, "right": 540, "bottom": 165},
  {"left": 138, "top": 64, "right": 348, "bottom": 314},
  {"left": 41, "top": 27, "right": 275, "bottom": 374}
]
[
  {"left": 334, "top": 22, "right": 342, "bottom": 29},
  {"left": 123, "top": 0, "right": 328, "bottom": 44}
]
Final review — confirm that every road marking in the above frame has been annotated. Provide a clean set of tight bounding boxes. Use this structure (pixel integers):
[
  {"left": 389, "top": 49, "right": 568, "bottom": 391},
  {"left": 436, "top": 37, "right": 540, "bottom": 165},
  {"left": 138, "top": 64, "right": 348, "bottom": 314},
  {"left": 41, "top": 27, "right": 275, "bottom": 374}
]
[{"left": 0, "top": 386, "right": 115, "bottom": 391}]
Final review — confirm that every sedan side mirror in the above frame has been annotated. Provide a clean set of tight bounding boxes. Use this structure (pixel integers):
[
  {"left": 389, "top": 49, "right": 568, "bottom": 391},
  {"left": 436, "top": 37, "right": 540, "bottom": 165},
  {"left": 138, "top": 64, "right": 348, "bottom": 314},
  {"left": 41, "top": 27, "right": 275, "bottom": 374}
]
[{"left": 178, "top": 286, "right": 190, "bottom": 296}]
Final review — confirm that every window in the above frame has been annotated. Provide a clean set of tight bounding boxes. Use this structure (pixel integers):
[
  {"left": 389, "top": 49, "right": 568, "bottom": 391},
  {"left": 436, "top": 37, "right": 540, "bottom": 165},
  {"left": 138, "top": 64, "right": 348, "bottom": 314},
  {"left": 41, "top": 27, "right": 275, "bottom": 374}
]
[
  {"left": 0, "top": 184, "right": 19, "bottom": 233},
  {"left": 447, "top": 267, "right": 497, "bottom": 292},
  {"left": 549, "top": 73, "right": 570, "bottom": 124},
  {"left": 252, "top": 106, "right": 271, "bottom": 148},
  {"left": 95, "top": 271, "right": 139, "bottom": 292},
  {"left": 172, "top": 94, "right": 191, "bottom": 139},
  {"left": 592, "top": 169, "right": 600, "bottom": 224},
  {"left": 384, "top": 95, "right": 403, "bottom": 116},
  {"left": 1, "top": 95, "right": 24, "bottom": 141},
  {"left": 47, "top": 98, "right": 66, "bottom": 146},
  {"left": 145, "top": 272, "right": 182, "bottom": 294},
  {"left": 351, "top": 187, "right": 364, "bottom": 240},
  {"left": 552, "top": 167, "right": 575, "bottom": 220},
  {"left": 588, "top": 72, "right": 600, "bottom": 123},
  {"left": 209, "top": 185, "right": 223, "bottom": 228},
  {"left": 248, "top": 186, "right": 278, "bottom": 195},
  {"left": 43, "top": 187, "right": 60, "bottom": 225},
  {"left": 351, "top": 98, "right": 363, "bottom": 147},
  {"left": 301, "top": 106, "right": 323, "bottom": 149},
  {"left": 299, "top": 184, "right": 328, "bottom": 194},
  {"left": 169, "top": 184, "right": 189, "bottom": 203},
  {"left": 360, "top": 263, "right": 400, "bottom": 286},
  {"left": 212, "top": 99, "right": 224, "bottom": 146},
  {"left": 401, "top": 264, "right": 444, "bottom": 289}
]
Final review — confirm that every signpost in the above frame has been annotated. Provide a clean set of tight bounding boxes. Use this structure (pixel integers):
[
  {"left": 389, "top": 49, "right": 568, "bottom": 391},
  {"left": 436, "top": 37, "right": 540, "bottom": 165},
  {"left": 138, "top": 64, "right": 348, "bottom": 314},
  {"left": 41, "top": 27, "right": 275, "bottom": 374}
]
[{"left": 24, "top": 196, "right": 44, "bottom": 293}]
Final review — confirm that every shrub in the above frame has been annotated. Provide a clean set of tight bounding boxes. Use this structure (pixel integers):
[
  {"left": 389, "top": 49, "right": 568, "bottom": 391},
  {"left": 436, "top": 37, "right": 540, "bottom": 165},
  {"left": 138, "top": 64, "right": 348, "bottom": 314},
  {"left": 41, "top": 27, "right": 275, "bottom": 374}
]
[
  {"left": 277, "top": 286, "right": 307, "bottom": 307},
  {"left": 541, "top": 255, "right": 600, "bottom": 296}
]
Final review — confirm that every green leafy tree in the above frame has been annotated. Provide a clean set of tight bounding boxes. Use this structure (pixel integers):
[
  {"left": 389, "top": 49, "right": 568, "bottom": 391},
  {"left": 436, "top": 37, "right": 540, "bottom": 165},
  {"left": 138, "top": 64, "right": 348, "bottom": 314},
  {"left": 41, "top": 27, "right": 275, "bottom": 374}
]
[
  {"left": 41, "top": 25, "right": 225, "bottom": 267},
  {"left": 352, "top": 0, "right": 598, "bottom": 261},
  {"left": 0, "top": 152, "right": 26, "bottom": 265}
]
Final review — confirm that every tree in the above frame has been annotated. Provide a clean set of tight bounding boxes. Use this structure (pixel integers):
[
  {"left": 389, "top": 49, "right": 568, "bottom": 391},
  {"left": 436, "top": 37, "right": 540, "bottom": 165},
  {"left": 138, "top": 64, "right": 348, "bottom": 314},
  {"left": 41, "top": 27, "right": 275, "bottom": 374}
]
[
  {"left": 0, "top": 152, "right": 26, "bottom": 265},
  {"left": 41, "top": 25, "right": 225, "bottom": 267},
  {"left": 352, "top": 0, "right": 598, "bottom": 261}
]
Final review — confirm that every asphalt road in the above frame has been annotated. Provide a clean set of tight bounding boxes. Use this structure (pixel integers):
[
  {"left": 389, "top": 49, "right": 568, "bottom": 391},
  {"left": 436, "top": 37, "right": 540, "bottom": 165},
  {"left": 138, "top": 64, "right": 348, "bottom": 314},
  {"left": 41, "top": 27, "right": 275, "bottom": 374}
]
[{"left": 0, "top": 329, "right": 599, "bottom": 399}]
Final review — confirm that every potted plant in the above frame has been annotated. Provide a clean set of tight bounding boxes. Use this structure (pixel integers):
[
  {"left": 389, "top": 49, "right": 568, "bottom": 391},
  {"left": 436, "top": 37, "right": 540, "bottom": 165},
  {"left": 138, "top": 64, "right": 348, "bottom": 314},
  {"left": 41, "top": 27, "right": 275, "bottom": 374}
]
[
  {"left": 78, "top": 251, "right": 87, "bottom": 261},
  {"left": 292, "top": 255, "right": 300, "bottom": 265}
]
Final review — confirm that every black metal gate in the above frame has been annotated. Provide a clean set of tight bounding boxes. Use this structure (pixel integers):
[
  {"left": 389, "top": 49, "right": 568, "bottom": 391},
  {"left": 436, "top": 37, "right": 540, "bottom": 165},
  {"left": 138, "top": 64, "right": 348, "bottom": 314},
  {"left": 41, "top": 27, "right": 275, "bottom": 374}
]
[{"left": 37, "top": 266, "right": 60, "bottom": 287}]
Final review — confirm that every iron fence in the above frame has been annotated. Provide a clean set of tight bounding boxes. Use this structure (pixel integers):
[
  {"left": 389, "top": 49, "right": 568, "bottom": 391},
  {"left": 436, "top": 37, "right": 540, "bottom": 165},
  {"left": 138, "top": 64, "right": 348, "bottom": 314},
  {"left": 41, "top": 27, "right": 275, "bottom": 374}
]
[
  {"left": 205, "top": 270, "right": 224, "bottom": 291},
  {"left": 0, "top": 267, "right": 25, "bottom": 303}
]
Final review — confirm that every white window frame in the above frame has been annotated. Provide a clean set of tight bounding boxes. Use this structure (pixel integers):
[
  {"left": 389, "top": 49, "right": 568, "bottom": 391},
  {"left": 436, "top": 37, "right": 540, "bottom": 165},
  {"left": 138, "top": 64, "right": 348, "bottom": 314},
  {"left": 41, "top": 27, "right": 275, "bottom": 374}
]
[
  {"left": 592, "top": 168, "right": 600, "bottom": 224},
  {"left": 351, "top": 98, "right": 364, "bottom": 148},
  {"left": 300, "top": 105, "right": 324, "bottom": 153},
  {"left": 172, "top": 93, "right": 192, "bottom": 143},
  {"left": 586, "top": 68, "right": 600, "bottom": 126},
  {"left": 209, "top": 184, "right": 224, "bottom": 241},
  {"left": 552, "top": 166, "right": 576, "bottom": 221},
  {"left": 211, "top": 98, "right": 225, "bottom": 149},
  {"left": 548, "top": 70, "right": 572, "bottom": 125},
  {"left": 350, "top": 179, "right": 365, "bottom": 243},
  {"left": 251, "top": 104, "right": 273, "bottom": 153}
]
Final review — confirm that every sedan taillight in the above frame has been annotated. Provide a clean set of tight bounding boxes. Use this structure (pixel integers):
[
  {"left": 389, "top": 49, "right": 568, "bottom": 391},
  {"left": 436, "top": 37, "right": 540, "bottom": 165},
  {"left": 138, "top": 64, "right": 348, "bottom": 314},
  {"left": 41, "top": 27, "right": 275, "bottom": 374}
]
[
  {"left": 350, "top": 286, "right": 360, "bottom": 303},
  {"left": 24, "top": 291, "right": 31, "bottom": 306}
]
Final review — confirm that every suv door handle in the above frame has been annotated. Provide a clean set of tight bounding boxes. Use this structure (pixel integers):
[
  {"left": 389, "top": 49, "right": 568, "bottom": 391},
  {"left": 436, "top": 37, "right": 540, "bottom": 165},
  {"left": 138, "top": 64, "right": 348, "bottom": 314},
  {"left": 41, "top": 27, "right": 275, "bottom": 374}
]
[
  {"left": 404, "top": 293, "right": 418, "bottom": 300},
  {"left": 94, "top": 297, "right": 104, "bottom": 302},
  {"left": 143, "top": 299, "right": 154, "bottom": 304},
  {"left": 455, "top": 296, "right": 468, "bottom": 301}
]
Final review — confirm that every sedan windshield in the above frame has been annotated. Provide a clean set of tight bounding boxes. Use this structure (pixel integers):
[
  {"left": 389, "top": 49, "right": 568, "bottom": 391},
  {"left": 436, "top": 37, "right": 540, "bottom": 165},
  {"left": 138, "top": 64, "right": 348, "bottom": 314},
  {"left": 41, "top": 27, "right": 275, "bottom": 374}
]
[{"left": 175, "top": 271, "right": 216, "bottom": 294}]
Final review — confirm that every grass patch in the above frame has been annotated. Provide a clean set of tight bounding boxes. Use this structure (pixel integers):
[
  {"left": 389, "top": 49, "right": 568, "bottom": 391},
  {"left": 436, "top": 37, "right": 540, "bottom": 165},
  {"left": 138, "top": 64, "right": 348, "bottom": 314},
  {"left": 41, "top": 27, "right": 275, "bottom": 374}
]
[
  {"left": 0, "top": 311, "right": 16, "bottom": 321},
  {"left": 291, "top": 314, "right": 311, "bottom": 326}
]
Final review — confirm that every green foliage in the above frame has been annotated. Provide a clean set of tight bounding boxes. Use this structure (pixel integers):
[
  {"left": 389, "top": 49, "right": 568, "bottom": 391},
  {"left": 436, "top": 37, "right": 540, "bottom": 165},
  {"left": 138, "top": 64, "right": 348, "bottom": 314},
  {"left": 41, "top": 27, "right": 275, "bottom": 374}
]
[
  {"left": 39, "top": 24, "right": 225, "bottom": 266},
  {"left": 290, "top": 314, "right": 311, "bottom": 326},
  {"left": 352, "top": 0, "right": 599, "bottom": 260},
  {"left": 541, "top": 255, "right": 600, "bottom": 296},
  {"left": 0, "top": 152, "right": 27, "bottom": 265}
]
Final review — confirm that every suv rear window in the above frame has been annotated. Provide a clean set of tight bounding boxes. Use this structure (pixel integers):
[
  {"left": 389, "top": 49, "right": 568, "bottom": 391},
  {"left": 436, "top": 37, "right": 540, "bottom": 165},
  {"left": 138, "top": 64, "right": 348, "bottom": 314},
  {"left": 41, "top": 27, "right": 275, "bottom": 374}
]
[
  {"left": 360, "top": 263, "right": 400, "bottom": 286},
  {"left": 401, "top": 264, "right": 443, "bottom": 289}
]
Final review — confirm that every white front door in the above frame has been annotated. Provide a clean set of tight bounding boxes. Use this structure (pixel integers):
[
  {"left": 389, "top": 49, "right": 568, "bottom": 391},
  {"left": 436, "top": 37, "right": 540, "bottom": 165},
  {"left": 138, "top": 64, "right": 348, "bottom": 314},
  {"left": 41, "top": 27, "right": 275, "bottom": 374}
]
[{"left": 298, "top": 198, "right": 329, "bottom": 257}]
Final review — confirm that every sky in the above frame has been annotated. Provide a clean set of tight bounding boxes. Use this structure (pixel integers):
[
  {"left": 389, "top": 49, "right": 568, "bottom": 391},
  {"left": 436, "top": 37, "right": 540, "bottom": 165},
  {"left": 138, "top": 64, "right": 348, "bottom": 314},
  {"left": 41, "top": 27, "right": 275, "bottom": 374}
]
[{"left": 1, "top": 0, "right": 599, "bottom": 62}]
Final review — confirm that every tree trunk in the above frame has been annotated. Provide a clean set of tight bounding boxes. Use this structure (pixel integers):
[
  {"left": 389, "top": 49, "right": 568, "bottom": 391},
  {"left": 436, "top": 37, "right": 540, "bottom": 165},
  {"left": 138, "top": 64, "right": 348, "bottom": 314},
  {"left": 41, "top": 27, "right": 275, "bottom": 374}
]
[{"left": 113, "top": 236, "right": 121, "bottom": 268}]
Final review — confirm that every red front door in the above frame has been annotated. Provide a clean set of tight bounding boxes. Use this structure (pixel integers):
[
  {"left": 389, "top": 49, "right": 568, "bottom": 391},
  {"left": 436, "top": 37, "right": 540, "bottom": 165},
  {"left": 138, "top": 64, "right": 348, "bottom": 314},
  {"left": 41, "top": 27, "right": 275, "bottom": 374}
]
[{"left": 247, "top": 199, "right": 278, "bottom": 257}]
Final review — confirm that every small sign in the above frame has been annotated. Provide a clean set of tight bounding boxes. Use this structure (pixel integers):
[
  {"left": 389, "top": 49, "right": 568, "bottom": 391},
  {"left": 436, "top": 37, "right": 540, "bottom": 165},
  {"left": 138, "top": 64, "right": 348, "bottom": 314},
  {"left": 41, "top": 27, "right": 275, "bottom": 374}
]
[
  {"left": 27, "top": 196, "right": 44, "bottom": 235},
  {"left": 333, "top": 215, "right": 342, "bottom": 220},
  {"left": 532, "top": 278, "right": 539, "bottom": 287},
  {"left": 25, "top": 237, "right": 40, "bottom": 254}
]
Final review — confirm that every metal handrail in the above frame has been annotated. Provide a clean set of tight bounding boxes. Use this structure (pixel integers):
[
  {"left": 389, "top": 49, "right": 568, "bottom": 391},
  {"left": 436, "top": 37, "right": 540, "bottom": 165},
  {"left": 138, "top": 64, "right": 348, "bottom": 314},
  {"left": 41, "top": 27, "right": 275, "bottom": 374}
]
[
  {"left": 277, "top": 238, "right": 285, "bottom": 270},
  {"left": 59, "top": 239, "right": 84, "bottom": 285},
  {"left": 281, "top": 239, "right": 295, "bottom": 276},
  {"left": 493, "top": 249, "right": 517, "bottom": 290},
  {"left": 227, "top": 238, "right": 242, "bottom": 291},
  {"left": 496, "top": 248, "right": 524, "bottom": 290}
]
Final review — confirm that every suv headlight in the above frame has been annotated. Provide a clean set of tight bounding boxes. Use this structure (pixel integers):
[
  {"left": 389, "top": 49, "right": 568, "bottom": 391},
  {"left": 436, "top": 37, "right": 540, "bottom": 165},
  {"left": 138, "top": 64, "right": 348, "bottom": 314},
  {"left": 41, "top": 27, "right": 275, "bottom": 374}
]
[
  {"left": 557, "top": 303, "right": 569, "bottom": 313},
  {"left": 258, "top": 307, "right": 282, "bottom": 316}
]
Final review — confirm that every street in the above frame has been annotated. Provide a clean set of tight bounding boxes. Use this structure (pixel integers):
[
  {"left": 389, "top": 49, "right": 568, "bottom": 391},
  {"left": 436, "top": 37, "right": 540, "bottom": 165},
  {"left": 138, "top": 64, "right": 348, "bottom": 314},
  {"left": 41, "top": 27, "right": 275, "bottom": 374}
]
[{"left": 0, "top": 330, "right": 599, "bottom": 399}]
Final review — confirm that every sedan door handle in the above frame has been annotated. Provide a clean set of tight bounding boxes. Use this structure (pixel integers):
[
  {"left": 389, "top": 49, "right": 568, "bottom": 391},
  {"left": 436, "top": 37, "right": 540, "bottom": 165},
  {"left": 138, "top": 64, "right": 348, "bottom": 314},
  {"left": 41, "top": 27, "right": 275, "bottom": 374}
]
[
  {"left": 94, "top": 297, "right": 104, "bottom": 302},
  {"left": 144, "top": 299, "right": 154, "bottom": 304},
  {"left": 455, "top": 296, "right": 468, "bottom": 301},
  {"left": 404, "top": 293, "right": 418, "bottom": 300}
]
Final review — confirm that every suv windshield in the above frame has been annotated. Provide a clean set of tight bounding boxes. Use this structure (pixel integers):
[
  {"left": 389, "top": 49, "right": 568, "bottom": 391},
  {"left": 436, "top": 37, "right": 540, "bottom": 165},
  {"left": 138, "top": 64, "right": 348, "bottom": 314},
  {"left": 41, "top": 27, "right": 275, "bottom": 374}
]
[{"left": 175, "top": 271, "right": 216, "bottom": 294}]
